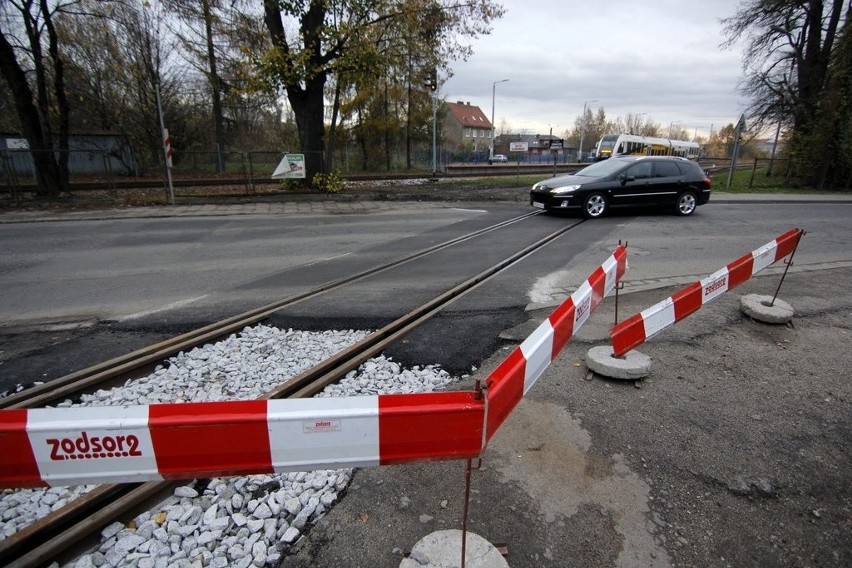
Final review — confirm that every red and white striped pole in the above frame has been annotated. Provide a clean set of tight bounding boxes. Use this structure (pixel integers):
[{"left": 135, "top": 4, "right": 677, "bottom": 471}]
[
  {"left": 610, "top": 229, "right": 803, "bottom": 357},
  {"left": 162, "top": 128, "right": 173, "bottom": 169}
]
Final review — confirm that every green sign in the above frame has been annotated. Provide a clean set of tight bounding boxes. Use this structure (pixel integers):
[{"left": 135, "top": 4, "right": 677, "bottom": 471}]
[{"left": 271, "top": 154, "right": 306, "bottom": 179}]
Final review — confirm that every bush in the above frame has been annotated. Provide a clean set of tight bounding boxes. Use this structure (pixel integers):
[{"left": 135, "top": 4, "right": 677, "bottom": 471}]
[
  {"left": 311, "top": 171, "right": 346, "bottom": 194},
  {"left": 278, "top": 178, "right": 310, "bottom": 192}
]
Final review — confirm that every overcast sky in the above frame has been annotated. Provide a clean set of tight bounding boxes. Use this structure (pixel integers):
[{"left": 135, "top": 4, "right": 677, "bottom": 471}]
[{"left": 442, "top": 0, "right": 748, "bottom": 140}]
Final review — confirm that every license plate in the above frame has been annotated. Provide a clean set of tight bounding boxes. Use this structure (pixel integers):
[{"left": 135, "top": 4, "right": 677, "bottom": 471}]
[{"left": 533, "top": 201, "right": 545, "bottom": 209}]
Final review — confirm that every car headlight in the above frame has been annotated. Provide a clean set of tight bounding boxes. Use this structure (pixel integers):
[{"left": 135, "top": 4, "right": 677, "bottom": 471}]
[{"left": 551, "top": 185, "right": 581, "bottom": 194}]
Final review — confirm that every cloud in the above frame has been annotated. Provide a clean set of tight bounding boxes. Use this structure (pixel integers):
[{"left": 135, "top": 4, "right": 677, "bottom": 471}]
[{"left": 442, "top": 0, "right": 746, "bottom": 137}]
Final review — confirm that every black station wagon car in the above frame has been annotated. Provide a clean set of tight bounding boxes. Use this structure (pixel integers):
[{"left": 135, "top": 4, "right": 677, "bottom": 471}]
[{"left": 530, "top": 156, "right": 712, "bottom": 218}]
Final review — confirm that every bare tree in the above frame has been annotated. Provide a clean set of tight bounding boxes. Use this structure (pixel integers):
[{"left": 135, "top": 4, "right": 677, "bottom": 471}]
[
  {"left": 163, "top": 0, "right": 232, "bottom": 171},
  {"left": 722, "top": 0, "right": 849, "bottom": 187},
  {"left": 0, "top": 0, "right": 77, "bottom": 197}
]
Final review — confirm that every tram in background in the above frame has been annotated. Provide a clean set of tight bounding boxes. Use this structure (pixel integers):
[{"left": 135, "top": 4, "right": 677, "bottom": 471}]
[{"left": 594, "top": 134, "right": 700, "bottom": 160}]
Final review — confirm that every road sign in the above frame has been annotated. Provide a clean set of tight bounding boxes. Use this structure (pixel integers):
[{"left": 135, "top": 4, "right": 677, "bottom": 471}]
[{"left": 509, "top": 142, "right": 529, "bottom": 152}]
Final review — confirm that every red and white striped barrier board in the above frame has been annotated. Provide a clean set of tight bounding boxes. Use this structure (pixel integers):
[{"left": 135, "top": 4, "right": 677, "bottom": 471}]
[
  {"left": 0, "top": 394, "right": 484, "bottom": 488},
  {"left": 0, "top": 246, "right": 628, "bottom": 488},
  {"left": 610, "top": 229, "right": 803, "bottom": 358},
  {"left": 484, "top": 245, "right": 628, "bottom": 440}
]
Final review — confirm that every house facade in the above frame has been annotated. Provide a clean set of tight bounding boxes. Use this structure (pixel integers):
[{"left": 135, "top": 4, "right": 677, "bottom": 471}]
[{"left": 443, "top": 101, "right": 493, "bottom": 152}]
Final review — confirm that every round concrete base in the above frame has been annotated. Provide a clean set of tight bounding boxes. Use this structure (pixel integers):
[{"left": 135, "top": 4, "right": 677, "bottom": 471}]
[
  {"left": 586, "top": 346, "right": 652, "bottom": 380},
  {"left": 740, "top": 294, "right": 795, "bottom": 324},
  {"left": 399, "top": 530, "right": 508, "bottom": 568}
]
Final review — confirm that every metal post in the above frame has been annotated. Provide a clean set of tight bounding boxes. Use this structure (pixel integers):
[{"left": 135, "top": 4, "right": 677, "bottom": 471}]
[
  {"left": 246, "top": 151, "right": 255, "bottom": 194},
  {"left": 726, "top": 114, "right": 746, "bottom": 190},
  {"left": 748, "top": 157, "right": 758, "bottom": 189},
  {"left": 103, "top": 152, "right": 116, "bottom": 198},
  {"left": 767, "top": 119, "right": 782, "bottom": 176},
  {"left": 155, "top": 82, "right": 175, "bottom": 205},
  {"left": 770, "top": 230, "right": 805, "bottom": 306},
  {"left": 461, "top": 457, "right": 474, "bottom": 568},
  {"left": 490, "top": 79, "right": 509, "bottom": 163},
  {"left": 614, "top": 239, "right": 627, "bottom": 326},
  {"left": 432, "top": 94, "right": 437, "bottom": 175},
  {"left": 578, "top": 99, "right": 598, "bottom": 162}
]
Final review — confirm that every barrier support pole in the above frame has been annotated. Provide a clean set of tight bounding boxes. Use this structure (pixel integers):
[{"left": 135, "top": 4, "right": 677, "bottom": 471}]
[
  {"left": 614, "top": 240, "right": 627, "bottom": 327},
  {"left": 771, "top": 229, "right": 805, "bottom": 306},
  {"left": 460, "top": 457, "right": 480, "bottom": 568},
  {"left": 461, "top": 379, "right": 486, "bottom": 568}
]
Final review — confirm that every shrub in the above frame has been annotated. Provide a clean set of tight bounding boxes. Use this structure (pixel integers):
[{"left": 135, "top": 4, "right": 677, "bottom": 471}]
[{"left": 311, "top": 171, "right": 346, "bottom": 194}]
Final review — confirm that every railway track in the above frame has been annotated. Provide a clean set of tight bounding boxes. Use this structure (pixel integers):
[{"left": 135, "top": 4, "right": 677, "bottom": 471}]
[
  {"left": 0, "top": 214, "right": 587, "bottom": 567},
  {"left": 0, "top": 211, "right": 540, "bottom": 411}
]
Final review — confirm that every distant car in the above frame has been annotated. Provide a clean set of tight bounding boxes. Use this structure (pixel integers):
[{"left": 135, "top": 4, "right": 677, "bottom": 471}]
[
  {"left": 530, "top": 156, "right": 711, "bottom": 218},
  {"left": 492, "top": 154, "right": 508, "bottom": 163}
]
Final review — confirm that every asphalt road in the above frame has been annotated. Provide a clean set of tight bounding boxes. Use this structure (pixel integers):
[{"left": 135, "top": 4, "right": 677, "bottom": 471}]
[{"left": 2, "top": 200, "right": 850, "bottom": 387}]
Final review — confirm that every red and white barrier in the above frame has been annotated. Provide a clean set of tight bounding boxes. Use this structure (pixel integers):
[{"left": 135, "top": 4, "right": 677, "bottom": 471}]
[
  {"left": 610, "top": 229, "right": 803, "bottom": 357},
  {"left": 484, "top": 245, "right": 628, "bottom": 440},
  {"left": 0, "top": 394, "right": 485, "bottom": 488},
  {"left": 0, "top": 246, "right": 628, "bottom": 488}
]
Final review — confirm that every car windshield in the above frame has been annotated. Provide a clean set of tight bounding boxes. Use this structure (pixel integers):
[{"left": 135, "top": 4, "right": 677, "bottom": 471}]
[{"left": 573, "top": 159, "right": 630, "bottom": 178}]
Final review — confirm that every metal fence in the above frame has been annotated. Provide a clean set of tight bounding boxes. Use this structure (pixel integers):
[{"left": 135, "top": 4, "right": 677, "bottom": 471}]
[
  {"left": 2, "top": 148, "right": 781, "bottom": 201},
  {"left": 0, "top": 146, "right": 448, "bottom": 194}
]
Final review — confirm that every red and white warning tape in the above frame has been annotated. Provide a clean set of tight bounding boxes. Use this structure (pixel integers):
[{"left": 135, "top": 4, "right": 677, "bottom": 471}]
[
  {"left": 0, "top": 246, "right": 628, "bottom": 488},
  {"left": 610, "top": 229, "right": 803, "bottom": 357},
  {"left": 484, "top": 245, "right": 628, "bottom": 439}
]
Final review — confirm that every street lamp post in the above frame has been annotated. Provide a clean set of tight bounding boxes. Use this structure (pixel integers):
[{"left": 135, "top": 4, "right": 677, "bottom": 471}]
[
  {"left": 578, "top": 99, "right": 598, "bottom": 162},
  {"left": 490, "top": 79, "right": 509, "bottom": 162},
  {"left": 632, "top": 112, "right": 647, "bottom": 135},
  {"left": 668, "top": 121, "right": 682, "bottom": 138}
]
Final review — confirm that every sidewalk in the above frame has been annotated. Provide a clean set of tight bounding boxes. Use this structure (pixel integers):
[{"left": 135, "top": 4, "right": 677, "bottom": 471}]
[{"left": 0, "top": 191, "right": 850, "bottom": 223}]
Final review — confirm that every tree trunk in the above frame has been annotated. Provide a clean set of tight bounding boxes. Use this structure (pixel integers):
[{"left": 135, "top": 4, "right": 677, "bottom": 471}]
[
  {"left": 42, "top": 0, "right": 70, "bottom": 192},
  {"left": 0, "top": 27, "right": 62, "bottom": 197},
  {"left": 263, "top": 0, "right": 327, "bottom": 183},
  {"left": 326, "top": 80, "right": 342, "bottom": 173},
  {"left": 202, "top": 0, "right": 226, "bottom": 173},
  {"left": 288, "top": 76, "right": 326, "bottom": 183}
]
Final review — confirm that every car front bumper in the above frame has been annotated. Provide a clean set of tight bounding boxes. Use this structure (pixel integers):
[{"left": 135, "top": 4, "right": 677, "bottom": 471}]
[{"left": 530, "top": 192, "right": 579, "bottom": 210}]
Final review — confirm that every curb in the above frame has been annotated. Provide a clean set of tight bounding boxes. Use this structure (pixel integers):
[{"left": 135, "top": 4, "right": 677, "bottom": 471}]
[
  {"left": 524, "top": 260, "right": 852, "bottom": 313},
  {"left": 0, "top": 192, "right": 851, "bottom": 224}
]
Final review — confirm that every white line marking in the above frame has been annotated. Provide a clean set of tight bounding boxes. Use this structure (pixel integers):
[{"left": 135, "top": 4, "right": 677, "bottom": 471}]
[
  {"left": 119, "top": 295, "right": 209, "bottom": 321},
  {"left": 303, "top": 252, "right": 351, "bottom": 267}
]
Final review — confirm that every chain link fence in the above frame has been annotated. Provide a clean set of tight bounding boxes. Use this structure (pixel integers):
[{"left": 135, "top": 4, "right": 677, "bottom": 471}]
[{"left": 0, "top": 145, "right": 450, "bottom": 199}]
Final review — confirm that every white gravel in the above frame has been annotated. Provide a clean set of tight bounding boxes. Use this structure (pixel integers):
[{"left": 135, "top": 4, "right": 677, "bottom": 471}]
[{"left": 0, "top": 324, "right": 461, "bottom": 567}]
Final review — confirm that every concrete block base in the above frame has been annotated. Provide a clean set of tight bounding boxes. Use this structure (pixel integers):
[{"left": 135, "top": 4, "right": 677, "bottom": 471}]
[
  {"left": 740, "top": 294, "right": 795, "bottom": 324},
  {"left": 586, "top": 346, "right": 652, "bottom": 380},
  {"left": 400, "top": 530, "right": 508, "bottom": 568}
]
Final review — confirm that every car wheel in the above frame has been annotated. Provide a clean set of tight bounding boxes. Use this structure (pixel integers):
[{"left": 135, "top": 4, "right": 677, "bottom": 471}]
[
  {"left": 675, "top": 191, "right": 697, "bottom": 216},
  {"left": 583, "top": 192, "right": 608, "bottom": 219}
]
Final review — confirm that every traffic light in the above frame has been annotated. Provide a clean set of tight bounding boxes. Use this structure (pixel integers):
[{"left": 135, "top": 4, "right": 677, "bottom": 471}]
[{"left": 423, "top": 68, "right": 437, "bottom": 92}]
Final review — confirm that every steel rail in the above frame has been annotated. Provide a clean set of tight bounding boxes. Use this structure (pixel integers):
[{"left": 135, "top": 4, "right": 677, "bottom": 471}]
[
  {"left": 0, "top": 217, "right": 584, "bottom": 567},
  {"left": 0, "top": 211, "right": 540, "bottom": 410}
]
